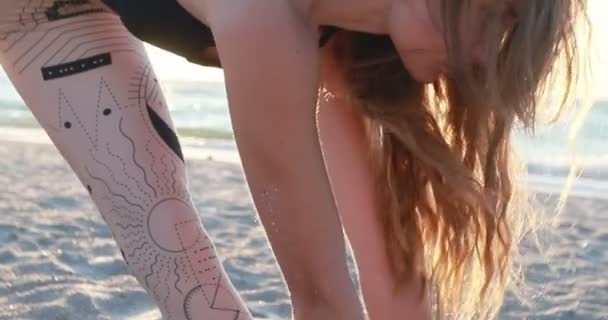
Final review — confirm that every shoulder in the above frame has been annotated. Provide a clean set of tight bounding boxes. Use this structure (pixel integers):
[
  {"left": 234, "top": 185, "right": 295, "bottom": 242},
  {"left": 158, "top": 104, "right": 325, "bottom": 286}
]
[
  {"left": 177, "top": 0, "right": 322, "bottom": 106},
  {"left": 203, "top": 0, "right": 317, "bottom": 47}
]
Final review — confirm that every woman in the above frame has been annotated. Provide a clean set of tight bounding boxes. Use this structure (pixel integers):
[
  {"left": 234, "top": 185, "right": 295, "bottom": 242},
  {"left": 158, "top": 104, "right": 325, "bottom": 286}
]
[{"left": 0, "top": 0, "right": 586, "bottom": 319}]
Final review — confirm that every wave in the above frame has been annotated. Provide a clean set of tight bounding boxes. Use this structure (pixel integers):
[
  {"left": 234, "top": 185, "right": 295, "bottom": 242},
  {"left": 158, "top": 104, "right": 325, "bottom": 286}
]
[
  {"left": 2, "top": 95, "right": 607, "bottom": 198},
  {"left": 527, "top": 158, "right": 608, "bottom": 181},
  {"left": 2, "top": 125, "right": 607, "bottom": 199}
]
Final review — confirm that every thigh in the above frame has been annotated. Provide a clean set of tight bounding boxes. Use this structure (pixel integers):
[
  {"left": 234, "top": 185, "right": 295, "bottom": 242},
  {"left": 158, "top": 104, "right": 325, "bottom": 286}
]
[
  {"left": 0, "top": 0, "right": 111, "bottom": 35},
  {"left": 0, "top": 0, "right": 195, "bottom": 264},
  {"left": 0, "top": 0, "right": 200, "bottom": 251},
  {"left": 0, "top": 3, "right": 186, "bottom": 192}
]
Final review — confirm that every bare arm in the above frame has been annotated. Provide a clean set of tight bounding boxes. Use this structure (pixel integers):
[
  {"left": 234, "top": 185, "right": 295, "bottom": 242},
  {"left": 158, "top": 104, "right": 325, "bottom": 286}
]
[
  {"left": 318, "top": 44, "right": 432, "bottom": 320},
  {"left": 317, "top": 94, "right": 432, "bottom": 320},
  {"left": 203, "top": 2, "right": 364, "bottom": 319}
]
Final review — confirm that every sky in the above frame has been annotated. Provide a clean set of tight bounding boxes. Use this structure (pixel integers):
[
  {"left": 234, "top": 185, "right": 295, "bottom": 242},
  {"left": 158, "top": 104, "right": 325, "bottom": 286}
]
[
  {"left": 146, "top": 0, "right": 607, "bottom": 98},
  {"left": 585, "top": 0, "right": 607, "bottom": 98}
]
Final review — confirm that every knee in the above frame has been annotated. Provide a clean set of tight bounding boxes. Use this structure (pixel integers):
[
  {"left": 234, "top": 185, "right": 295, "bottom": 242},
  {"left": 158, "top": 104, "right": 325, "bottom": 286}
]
[{"left": 143, "top": 197, "right": 206, "bottom": 253}]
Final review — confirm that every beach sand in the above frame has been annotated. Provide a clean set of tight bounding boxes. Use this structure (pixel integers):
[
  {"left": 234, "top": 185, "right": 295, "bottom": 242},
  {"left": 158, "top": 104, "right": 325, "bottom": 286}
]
[{"left": 0, "top": 140, "right": 606, "bottom": 319}]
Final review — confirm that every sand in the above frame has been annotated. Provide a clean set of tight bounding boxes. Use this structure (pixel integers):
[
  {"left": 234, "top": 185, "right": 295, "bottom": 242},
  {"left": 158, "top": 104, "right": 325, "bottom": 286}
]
[{"left": 0, "top": 140, "right": 606, "bottom": 319}]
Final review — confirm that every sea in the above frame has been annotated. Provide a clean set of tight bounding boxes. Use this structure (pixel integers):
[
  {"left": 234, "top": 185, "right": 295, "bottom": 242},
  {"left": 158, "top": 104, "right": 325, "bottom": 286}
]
[
  {"left": 1, "top": 65, "right": 607, "bottom": 319},
  {"left": 1, "top": 67, "right": 606, "bottom": 198}
]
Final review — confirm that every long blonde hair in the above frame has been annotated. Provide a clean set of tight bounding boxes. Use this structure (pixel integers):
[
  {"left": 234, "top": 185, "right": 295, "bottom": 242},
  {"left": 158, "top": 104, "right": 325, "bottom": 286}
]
[{"left": 331, "top": 0, "right": 588, "bottom": 318}]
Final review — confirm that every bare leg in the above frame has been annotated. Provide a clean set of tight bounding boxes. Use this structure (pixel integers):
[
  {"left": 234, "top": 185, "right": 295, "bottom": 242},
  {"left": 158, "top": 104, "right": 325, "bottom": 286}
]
[{"left": 0, "top": 1, "right": 252, "bottom": 319}]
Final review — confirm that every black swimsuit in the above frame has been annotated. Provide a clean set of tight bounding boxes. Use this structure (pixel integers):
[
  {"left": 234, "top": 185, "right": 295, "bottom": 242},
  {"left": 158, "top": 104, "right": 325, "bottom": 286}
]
[{"left": 101, "top": 0, "right": 338, "bottom": 66}]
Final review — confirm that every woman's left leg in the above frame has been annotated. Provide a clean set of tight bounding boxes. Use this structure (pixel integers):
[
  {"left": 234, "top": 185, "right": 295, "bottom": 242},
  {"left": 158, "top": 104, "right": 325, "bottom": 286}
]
[{"left": 0, "top": 2, "right": 252, "bottom": 319}]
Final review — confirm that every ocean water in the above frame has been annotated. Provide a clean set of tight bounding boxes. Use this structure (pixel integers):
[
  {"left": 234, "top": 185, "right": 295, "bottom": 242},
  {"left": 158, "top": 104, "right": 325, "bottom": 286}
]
[
  {"left": 1, "top": 68, "right": 607, "bottom": 197},
  {"left": 1, "top": 69, "right": 607, "bottom": 319}
]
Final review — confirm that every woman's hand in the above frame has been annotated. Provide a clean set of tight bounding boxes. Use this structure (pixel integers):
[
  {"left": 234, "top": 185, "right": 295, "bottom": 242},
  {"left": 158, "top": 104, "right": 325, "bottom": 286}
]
[{"left": 202, "top": 1, "right": 365, "bottom": 319}]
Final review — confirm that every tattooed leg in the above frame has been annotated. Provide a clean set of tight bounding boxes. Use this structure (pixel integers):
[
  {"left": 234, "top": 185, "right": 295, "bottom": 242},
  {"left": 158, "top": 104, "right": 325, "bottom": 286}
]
[{"left": 0, "top": 2, "right": 252, "bottom": 319}]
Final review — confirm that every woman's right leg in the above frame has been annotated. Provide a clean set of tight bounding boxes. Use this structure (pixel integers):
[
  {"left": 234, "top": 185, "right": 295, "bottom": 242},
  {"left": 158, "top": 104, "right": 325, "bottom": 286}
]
[{"left": 0, "top": 2, "right": 251, "bottom": 319}]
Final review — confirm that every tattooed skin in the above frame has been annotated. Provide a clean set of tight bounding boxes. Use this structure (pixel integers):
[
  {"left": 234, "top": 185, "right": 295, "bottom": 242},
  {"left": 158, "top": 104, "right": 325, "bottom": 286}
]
[{"left": 0, "top": 1, "right": 252, "bottom": 319}]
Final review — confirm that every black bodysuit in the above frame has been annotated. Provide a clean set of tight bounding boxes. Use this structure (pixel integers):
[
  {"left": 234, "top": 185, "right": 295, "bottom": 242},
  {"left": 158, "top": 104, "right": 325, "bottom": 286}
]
[{"left": 101, "top": 0, "right": 339, "bottom": 66}]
